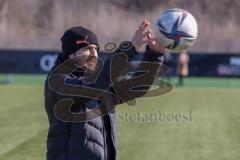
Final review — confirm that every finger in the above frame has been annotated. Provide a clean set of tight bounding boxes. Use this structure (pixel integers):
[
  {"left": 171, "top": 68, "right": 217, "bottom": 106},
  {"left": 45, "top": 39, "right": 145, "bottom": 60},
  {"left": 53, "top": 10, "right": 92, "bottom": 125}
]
[
  {"left": 146, "top": 31, "right": 153, "bottom": 40},
  {"left": 142, "top": 29, "right": 151, "bottom": 38},
  {"left": 136, "top": 21, "right": 146, "bottom": 32},
  {"left": 137, "top": 20, "right": 149, "bottom": 34},
  {"left": 139, "top": 20, "right": 148, "bottom": 29},
  {"left": 146, "top": 34, "right": 157, "bottom": 45},
  {"left": 141, "top": 21, "right": 150, "bottom": 33},
  {"left": 146, "top": 29, "right": 151, "bottom": 34},
  {"left": 140, "top": 20, "right": 147, "bottom": 27}
]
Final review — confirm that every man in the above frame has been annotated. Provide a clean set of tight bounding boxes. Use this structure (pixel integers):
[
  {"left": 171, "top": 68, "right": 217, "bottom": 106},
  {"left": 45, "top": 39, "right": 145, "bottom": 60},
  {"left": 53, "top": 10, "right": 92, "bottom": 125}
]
[
  {"left": 45, "top": 20, "right": 165, "bottom": 160},
  {"left": 176, "top": 51, "right": 189, "bottom": 86}
]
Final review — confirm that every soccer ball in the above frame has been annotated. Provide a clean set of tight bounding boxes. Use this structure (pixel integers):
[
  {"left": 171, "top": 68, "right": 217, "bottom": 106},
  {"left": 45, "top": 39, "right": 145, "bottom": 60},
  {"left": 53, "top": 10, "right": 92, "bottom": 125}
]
[{"left": 156, "top": 8, "right": 198, "bottom": 52}]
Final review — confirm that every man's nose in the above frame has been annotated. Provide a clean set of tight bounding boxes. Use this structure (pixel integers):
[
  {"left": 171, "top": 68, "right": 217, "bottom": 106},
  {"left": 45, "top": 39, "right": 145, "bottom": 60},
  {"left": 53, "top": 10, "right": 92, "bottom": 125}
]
[{"left": 90, "top": 49, "right": 98, "bottom": 57}]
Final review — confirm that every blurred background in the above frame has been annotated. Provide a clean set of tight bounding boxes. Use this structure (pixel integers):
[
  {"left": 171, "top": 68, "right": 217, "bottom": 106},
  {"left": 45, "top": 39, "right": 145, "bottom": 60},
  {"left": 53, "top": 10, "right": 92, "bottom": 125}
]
[
  {"left": 0, "top": 0, "right": 240, "bottom": 160},
  {"left": 1, "top": 0, "right": 240, "bottom": 52}
]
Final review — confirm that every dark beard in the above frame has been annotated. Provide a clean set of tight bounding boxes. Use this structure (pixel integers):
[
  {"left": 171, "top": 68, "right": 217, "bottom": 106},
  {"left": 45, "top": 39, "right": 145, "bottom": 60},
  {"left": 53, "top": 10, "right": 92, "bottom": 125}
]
[{"left": 85, "top": 56, "right": 98, "bottom": 72}]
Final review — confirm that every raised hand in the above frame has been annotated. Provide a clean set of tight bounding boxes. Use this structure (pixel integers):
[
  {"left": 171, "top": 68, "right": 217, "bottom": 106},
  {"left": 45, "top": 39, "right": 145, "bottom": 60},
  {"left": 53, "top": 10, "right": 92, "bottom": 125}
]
[
  {"left": 145, "top": 29, "right": 165, "bottom": 53},
  {"left": 131, "top": 20, "right": 165, "bottom": 53},
  {"left": 131, "top": 20, "right": 150, "bottom": 52}
]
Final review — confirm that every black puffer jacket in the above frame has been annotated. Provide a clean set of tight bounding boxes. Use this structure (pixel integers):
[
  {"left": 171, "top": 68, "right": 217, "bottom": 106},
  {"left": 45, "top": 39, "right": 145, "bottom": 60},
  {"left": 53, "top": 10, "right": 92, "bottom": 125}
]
[{"left": 44, "top": 43, "right": 164, "bottom": 160}]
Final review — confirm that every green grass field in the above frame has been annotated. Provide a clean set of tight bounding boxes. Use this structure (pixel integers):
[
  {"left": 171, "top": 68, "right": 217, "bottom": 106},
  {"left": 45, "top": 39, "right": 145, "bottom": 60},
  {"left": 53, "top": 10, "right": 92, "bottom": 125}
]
[{"left": 0, "top": 75, "right": 240, "bottom": 160}]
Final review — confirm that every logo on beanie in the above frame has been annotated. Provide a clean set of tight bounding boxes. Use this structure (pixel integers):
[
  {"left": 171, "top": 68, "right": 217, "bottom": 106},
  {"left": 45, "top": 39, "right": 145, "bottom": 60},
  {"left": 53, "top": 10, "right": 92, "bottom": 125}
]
[{"left": 75, "top": 35, "right": 90, "bottom": 45}]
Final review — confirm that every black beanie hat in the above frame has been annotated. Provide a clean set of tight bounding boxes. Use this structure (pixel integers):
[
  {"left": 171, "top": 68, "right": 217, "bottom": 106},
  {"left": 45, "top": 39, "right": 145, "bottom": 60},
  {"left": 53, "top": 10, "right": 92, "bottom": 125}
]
[{"left": 61, "top": 26, "right": 99, "bottom": 58}]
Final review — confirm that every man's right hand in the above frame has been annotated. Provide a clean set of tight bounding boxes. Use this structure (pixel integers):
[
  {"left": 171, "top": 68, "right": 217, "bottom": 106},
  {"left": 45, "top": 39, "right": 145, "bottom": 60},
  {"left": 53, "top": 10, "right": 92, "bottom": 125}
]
[
  {"left": 131, "top": 20, "right": 150, "bottom": 53},
  {"left": 132, "top": 20, "right": 165, "bottom": 53}
]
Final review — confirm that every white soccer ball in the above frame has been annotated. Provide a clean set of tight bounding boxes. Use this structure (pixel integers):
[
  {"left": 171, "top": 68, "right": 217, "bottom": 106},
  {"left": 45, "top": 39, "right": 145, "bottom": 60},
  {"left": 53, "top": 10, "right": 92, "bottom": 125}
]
[{"left": 156, "top": 8, "right": 198, "bottom": 52}]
